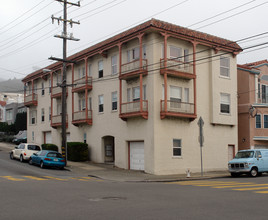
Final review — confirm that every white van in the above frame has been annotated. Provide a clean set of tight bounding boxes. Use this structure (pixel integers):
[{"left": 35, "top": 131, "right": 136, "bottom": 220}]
[{"left": 228, "top": 149, "right": 268, "bottom": 177}]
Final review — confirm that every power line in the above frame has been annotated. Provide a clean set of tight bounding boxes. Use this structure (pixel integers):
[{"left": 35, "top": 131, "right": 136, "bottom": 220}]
[
  {"left": 187, "top": 0, "right": 256, "bottom": 28},
  {"left": 0, "top": 0, "right": 48, "bottom": 31},
  {"left": 0, "top": 0, "right": 54, "bottom": 36},
  {"left": 195, "top": 1, "right": 268, "bottom": 30},
  {"left": 1, "top": 0, "right": 266, "bottom": 76}
]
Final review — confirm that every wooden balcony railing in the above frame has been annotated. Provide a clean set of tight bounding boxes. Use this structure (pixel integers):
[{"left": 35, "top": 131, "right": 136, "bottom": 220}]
[
  {"left": 72, "top": 77, "right": 92, "bottom": 92},
  {"left": 160, "top": 58, "right": 195, "bottom": 79},
  {"left": 51, "top": 86, "right": 68, "bottom": 98},
  {"left": 51, "top": 114, "right": 68, "bottom": 127},
  {"left": 72, "top": 110, "right": 92, "bottom": 125},
  {"left": 120, "top": 100, "right": 148, "bottom": 120},
  {"left": 160, "top": 100, "right": 196, "bottom": 120},
  {"left": 24, "top": 93, "right": 38, "bottom": 106},
  {"left": 120, "top": 59, "right": 148, "bottom": 80}
]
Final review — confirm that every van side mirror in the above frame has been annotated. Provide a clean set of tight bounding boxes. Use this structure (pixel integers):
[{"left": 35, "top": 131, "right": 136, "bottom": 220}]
[{"left": 15, "top": 146, "right": 18, "bottom": 149}]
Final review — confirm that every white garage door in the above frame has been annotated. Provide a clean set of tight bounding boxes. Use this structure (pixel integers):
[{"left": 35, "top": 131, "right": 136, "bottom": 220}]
[
  {"left": 130, "top": 142, "right": 144, "bottom": 170},
  {"left": 44, "top": 132, "right": 52, "bottom": 144}
]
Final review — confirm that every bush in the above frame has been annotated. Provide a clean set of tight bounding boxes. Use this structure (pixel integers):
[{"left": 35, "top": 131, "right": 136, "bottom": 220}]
[
  {"left": 0, "top": 135, "right": 14, "bottom": 143},
  {"left": 67, "top": 142, "right": 89, "bottom": 162},
  {"left": 41, "top": 144, "right": 58, "bottom": 152}
]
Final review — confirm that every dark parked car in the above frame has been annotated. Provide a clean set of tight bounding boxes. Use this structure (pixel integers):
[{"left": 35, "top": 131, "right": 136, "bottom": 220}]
[
  {"left": 29, "top": 150, "right": 65, "bottom": 169},
  {"left": 12, "top": 137, "right": 27, "bottom": 145}
]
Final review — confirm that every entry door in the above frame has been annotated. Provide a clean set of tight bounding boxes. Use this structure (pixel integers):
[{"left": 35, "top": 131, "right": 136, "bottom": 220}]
[
  {"left": 130, "top": 142, "right": 144, "bottom": 170},
  {"left": 44, "top": 132, "right": 52, "bottom": 144},
  {"left": 228, "top": 145, "right": 234, "bottom": 161}
]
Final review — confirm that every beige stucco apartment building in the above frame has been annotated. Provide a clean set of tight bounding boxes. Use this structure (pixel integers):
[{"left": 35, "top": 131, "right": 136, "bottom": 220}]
[
  {"left": 22, "top": 19, "right": 242, "bottom": 175},
  {"left": 238, "top": 60, "right": 268, "bottom": 150}
]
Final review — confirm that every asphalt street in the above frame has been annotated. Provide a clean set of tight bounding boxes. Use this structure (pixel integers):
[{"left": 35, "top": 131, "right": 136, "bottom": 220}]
[{"left": 1, "top": 148, "right": 268, "bottom": 220}]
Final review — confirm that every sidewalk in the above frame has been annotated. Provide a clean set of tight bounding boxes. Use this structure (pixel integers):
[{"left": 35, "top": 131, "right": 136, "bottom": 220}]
[
  {"left": 0, "top": 142, "right": 230, "bottom": 182},
  {"left": 67, "top": 160, "right": 230, "bottom": 182}
]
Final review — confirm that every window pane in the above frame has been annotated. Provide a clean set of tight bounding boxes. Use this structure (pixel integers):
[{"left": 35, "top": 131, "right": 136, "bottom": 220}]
[
  {"left": 173, "top": 148, "right": 181, "bottom": 156},
  {"left": 220, "top": 57, "right": 230, "bottom": 77},
  {"left": 170, "top": 46, "right": 182, "bottom": 59},
  {"left": 133, "top": 87, "right": 140, "bottom": 101},
  {"left": 256, "top": 115, "right": 261, "bottom": 128},
  {"left": 112, "top": 55, "right": 117, "bottom": 75},
  {"left": 221, "top": 93, "right": 230, "bottom": 104},
  {"left": 133, "top": 47, "right": 140, "bottom": 60},
  {"left": 221, "top": 104, "right": 230, "bottom": 113},
  {"left": 88, "top": 64, "right": 92, "bottom": 76},
  {"left": 173, "top": 139, "right": 181, "bottom": 147},
  {"left": 264, "top": 115, "right": 268, "bottom": 128},
  {"left": 170, "top": 86, "right": 182, "bottom": 99}
]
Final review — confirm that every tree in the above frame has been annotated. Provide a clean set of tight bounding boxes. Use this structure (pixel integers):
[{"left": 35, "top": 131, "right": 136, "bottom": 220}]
[{"left": 14, "top": 112, "right": 27, "bottom": 133}]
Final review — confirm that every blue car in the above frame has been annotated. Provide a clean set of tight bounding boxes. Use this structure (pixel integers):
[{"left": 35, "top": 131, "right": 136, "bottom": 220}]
[{"left": 29, "top": 150, "right": 65, "bottom": 169}]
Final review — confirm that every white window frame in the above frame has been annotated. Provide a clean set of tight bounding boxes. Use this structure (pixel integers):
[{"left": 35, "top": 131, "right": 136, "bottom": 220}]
[
  {"left": 220, "top": 56, "right": 230, "bottom": 78},
  {"left": 170, "top": 86, "right": 182, "bottom": 102},
  {"left": 111, "top": 91, "right": 117, "bottom": 111},
  {"left": 256, "top": 114, "right": 261, "bottom": 128},
  {"left": 41, "top": 108, "right": 45, "bottom": 122},
  {"left": 169, "top": 46, "right": 182, "bottom": 60},
  {"left": 49, "top": 106, "right": 51, "bottom": 121},
  {"left": 6, "top": 109, "right": 12, "bottom": 121},
  {"left": 78, "top": 66, "right": 86, "bottom": 79},
  {"left": 173, "top": 139, "right": 182, "bottom": 157},
  {"left": 41, "top": 82, "right": 45, "bottom": 96},
  {"left": 88, "top": 97, "right": 92, "bottom": 110},
  {"left": 79, "top": 98, "right": 86, "bottom": 111},
  {"left": 98, "top": 95, "right": 104, "bottom": 113},
  {"left": 184, "top": 88, "right": 189, "bottom": 103},
  {"left": 127, "top": 47, "right": 140, "bottom": 62},
  {"left": 30, "top": 110, "right": 37, "bottom": 125},
  {"left": 88, "top": 63, "right": 92, "bottom": 77},
  {"left": 111, "top": 55, "right": 118, "bottom": 75},
  {"left": 220, "top": 93, "right": 230, "bottom": 114},
  {"left": 98, "top": 60, "right": 103, "bottom": 78}
]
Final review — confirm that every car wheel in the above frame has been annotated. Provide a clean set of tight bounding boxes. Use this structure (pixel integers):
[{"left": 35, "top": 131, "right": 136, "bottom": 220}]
[
  {"left": 10, "top": 152, "right": 14, "bottom": 160},
  {"left": 250, "top": 168, "right": 258, "bottom": 177},
  {"left": 40, "top": 161, "right": 44, "bottom": 169},
  {"left": 20, "top": 155, "right": 24, "bottom": 163},
  {"left": 29, "top": 158, "right": 33, "bottom": 165}
]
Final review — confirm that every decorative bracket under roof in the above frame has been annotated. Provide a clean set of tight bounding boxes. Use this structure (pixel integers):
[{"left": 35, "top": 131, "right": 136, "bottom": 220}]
[{"left": 99, "top": 50, "right": 107, "bottom": 58}]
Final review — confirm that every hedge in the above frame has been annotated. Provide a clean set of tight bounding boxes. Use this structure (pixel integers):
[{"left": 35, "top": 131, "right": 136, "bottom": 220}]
[
  {"left": 67, "top": 142, "right": 89, "bottom": 162},
  {"left": 41, "top": 144, "right": 58, "bottom": 152}
]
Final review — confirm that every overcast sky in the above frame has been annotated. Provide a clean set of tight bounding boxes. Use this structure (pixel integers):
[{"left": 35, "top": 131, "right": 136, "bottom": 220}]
[{"left": 0, "top": 0, "right": 268, "bottom": 81}]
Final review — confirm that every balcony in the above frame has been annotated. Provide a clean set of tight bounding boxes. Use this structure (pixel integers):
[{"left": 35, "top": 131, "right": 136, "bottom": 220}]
[
  {"left": 24, "top": 93, "right": 38, "bottom": 107},
  {"left": 72, "top": 110, "right": 92, "bottom": 125},
  {"left": 120, "top": 100, "right": 148, "bottom": 120},
  {"left": 160, "top": 59, "right": 195, "bottom": 80},
  {"left": 72, "top": 77, "right": 92, "bottom": 93},
  {"left": 51, "top": 114, "right": 68, "bottom": 128},
  {"left": 51, "top": 86, "right": 68, "bottom": 98},
  {"left": 160, "top": 100, "right": 196, "bottom": 120},
  {"left": 120, "top": 59, "right": 148, "bottom": 80}
]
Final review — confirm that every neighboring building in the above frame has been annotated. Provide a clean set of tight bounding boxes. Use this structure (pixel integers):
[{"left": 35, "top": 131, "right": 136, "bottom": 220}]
[
  {"left": 0, "top": 92, "right": 24, "bottom": 104},
  {"left": 22, "top": 19, "right": 242, "bottom": 175},
  {"left": 5, "top": 102, "right": 27, "bottom": 125},
  {"left": 238, "top": 60, "right": 268, "bottom": 150},
  {"left": 0, "top": 101, "right": 6, "bottom": 122}
]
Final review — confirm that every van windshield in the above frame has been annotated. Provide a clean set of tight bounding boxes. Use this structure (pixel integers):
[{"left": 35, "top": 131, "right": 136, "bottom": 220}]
[{"left": 235, "top": 151, "right": 254, "bottom": 159}]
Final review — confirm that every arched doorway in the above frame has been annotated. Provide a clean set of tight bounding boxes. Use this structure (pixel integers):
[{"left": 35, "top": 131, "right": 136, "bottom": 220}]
[{"left": 102, "top": 136, "right": 115, "bottom": 163}]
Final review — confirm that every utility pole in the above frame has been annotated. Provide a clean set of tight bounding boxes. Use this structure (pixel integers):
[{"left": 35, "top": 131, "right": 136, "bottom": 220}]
[{"left": 49, "top": 0, "right": 80, "bottom": 165}]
